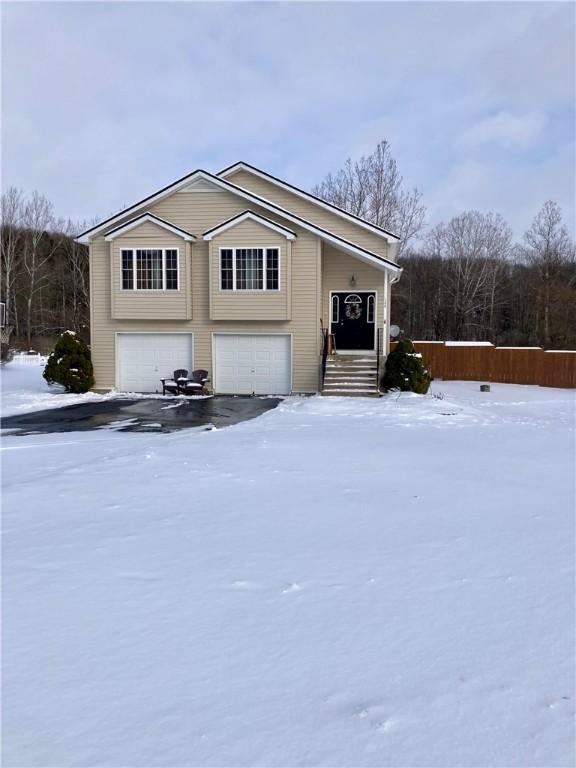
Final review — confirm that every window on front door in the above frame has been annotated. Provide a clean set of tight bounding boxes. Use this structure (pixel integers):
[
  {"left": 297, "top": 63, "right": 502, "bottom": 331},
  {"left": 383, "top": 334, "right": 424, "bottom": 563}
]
[{"left": 220, "top": 247, "right": 280, "bottom": 291}]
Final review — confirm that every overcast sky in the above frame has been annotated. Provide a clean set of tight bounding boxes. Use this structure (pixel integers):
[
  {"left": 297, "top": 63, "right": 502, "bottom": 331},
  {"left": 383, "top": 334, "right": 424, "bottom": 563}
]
[{"left": 2, "top": 1, "right": 574, "bottom": 239}]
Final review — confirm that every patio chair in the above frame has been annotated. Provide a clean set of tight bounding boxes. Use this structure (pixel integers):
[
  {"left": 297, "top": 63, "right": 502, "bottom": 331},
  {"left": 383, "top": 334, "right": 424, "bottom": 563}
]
[
  {"left": 161, "top": 369, "right": 189, "bottom": 395},
  {"left": 179, "top": 369, "right": 210, "bottom": 396}
]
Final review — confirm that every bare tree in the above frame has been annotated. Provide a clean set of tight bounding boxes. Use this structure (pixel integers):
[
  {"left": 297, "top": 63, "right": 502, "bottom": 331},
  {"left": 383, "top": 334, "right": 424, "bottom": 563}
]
[
  {"left": 425, "top": 211, "right": 513, "bottom": 339},
  {"left": 520, "top": 201, "right": 575, "bottom": 346},
  {"left": 21, "top": 191, "right": 58, "bottom": 346},
  {"left": 55, "top": 219, "right": 90, "bottom": 332},
  {"left": 1, "top": 187, "right": 24, "bottom": 333},
  {"left": 312, "top": 140, "right": 426, "bottom": 256}
]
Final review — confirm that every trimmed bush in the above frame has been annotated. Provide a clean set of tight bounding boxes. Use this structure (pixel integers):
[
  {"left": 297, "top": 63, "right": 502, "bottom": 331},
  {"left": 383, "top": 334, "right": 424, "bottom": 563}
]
[
  {"left": 381, "top": 339, "right": 431, "bottom": 395},
  {"left": 43, "top": 331, "right": 94, "bottom": 394}
]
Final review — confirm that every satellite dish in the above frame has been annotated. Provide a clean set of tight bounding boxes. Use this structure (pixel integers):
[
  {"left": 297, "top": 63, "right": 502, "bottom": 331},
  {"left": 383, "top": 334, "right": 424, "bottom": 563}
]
[{"left": 390, "top": 324, "right": 400, "bottom": 338}]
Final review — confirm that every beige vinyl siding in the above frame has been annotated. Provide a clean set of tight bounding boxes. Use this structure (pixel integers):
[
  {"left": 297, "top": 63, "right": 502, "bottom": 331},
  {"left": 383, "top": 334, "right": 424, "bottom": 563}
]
[
  {"left": 226, "top": 169, "right": 393, "bottom": 258},
  {"left": 89, "top": 190, "right": 323, "bottom": 392},
  {"left": 110, "top": 222, "right": 190, "bottom": 320},
  {"left": 321, "top": 244, "right": 386, "bottom": 354},
  {"left": 150, "top": 188, "right": 251, "bottom": 237},
  {"left": 209, "top": 219, "right": 290, "bottom": 321}
]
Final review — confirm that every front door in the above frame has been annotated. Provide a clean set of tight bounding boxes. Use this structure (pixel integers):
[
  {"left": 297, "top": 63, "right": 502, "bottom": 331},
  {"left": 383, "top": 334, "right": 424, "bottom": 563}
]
[{"left": 330, "top": 292, "right": 376, "bottom": 351}]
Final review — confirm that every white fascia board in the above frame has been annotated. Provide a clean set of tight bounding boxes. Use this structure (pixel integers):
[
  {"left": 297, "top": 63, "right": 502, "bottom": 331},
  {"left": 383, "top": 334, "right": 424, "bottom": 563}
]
[
  {"left": 76, "top": 172, "right": 212, "bottom": 243},
  {"left": 77, "top": 171, "right": 400, "bottom": 272},
  {"left": 207, "top": 177, "right": 401, "bottom": 273},
  {"left": 103, "top": 214, "right": 195, "bottom": 242},
  {"left": 218, "top": 162, "right": 401, "bottom": 243},
  {"left": 203, "top": 211, "right": 296, "bottom": 241}
]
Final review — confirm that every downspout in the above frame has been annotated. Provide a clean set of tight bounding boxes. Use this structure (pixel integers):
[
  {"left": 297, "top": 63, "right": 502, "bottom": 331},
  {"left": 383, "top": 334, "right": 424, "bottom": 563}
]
[{"left": 384, "top": 268, "right": 402, "bottom": 356}]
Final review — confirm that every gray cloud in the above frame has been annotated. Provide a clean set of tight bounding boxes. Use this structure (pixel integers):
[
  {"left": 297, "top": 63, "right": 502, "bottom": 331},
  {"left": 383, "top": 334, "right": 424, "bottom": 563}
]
[{"left": 2, "top": 1, "right": 574, "bottom": 237}]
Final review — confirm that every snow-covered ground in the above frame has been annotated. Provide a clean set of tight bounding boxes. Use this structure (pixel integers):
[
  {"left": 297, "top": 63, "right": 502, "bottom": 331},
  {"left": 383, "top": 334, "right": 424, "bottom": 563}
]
[
  {"left": 0, "top": 362, "right": 208, "bottom": 419},
  {"left": 0, "top": 361, "right": 116, "bottom": 417},
  {"left": 2, "top": 364, "right": 575, "bottom": 767}
]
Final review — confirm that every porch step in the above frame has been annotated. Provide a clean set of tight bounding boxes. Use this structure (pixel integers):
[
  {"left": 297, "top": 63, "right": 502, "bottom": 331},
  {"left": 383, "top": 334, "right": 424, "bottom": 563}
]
[
  {"left": 321, "top": 389, "right": 380, "bottom": 398},
  {"left": 324, "top": 377, "right": 377, "bottom": 386},
  {"left": 327, "top": 355, "right": 376, "bottom": 363},
  {"left": 324, "top": 368, "right": 377, "bottom": 376},
  {"left": 321, "top": 353, "right": 380, "bottom": 397}
]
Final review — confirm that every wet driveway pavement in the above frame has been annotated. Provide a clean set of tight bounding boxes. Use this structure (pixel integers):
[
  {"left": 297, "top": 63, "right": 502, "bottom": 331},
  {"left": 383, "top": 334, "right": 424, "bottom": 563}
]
[{"left": 1, "top": 396, "right": 282, "bottom": 435}]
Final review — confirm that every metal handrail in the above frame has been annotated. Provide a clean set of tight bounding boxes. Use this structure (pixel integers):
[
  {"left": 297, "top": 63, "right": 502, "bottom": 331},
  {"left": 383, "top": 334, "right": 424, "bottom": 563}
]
[
  {"left": 321, "top": 327, "right": 329, "bottom": 387},
  {"left": 376, "top": 327, "right": 381, "bottom": 392}
]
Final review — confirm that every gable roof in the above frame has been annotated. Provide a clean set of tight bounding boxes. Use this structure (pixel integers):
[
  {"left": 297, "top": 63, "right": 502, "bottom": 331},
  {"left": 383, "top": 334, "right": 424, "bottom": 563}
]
[
  {"left": 218, "top": 161, "right": 400, "bottom": 242},
  {"left": 103, "top": 212, "right": 196, "bottom": 242},
  {"left": 203, "top": 211, "right": 296, "bottom": 241},
  {"left": 75, "top": 168, "right": 400, "bottom": 272}
]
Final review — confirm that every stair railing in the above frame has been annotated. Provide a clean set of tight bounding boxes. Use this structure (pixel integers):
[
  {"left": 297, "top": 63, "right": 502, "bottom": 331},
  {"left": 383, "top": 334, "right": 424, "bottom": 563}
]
[
  {"left": 376, "top": 327, "right": 381, "bottom": 392},
  {"left": 320, "top": 325, "right": 329, "bottom": 388}
]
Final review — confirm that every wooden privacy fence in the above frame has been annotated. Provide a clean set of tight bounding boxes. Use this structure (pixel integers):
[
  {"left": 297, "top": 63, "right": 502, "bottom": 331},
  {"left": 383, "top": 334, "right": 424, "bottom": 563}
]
[{"left": 389, "top": 341, "right": 576, "bottom": 389}]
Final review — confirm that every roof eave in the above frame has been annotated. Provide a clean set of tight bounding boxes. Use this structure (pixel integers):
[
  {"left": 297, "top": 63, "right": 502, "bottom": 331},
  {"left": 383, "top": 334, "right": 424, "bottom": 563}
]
[{"left": 217, "top": 161, "right": 401, "bottom": 243}]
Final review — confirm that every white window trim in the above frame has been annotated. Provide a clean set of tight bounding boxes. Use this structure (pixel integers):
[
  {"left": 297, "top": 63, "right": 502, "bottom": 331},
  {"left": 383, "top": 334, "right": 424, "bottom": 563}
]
[
  {"left": 120, "top": 247, "right": 180, "bottom": 292},
  {"left": 219, "top": 246, "right": 281, "bottom": 292}
]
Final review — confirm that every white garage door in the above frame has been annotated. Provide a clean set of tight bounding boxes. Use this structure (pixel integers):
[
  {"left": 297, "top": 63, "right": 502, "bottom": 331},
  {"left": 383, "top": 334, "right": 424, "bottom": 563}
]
[
  {"left": 117, "top": 333, "right": 193, "bottom": 392},
  {"left": 214, "top": 334, "right": 291, "bottom": 395}
]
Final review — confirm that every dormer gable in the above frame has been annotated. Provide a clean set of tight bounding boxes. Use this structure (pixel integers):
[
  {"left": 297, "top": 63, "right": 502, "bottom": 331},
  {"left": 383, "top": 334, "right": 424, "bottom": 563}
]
[
  {"left": 104, "top": 213, "right": 195, "bottom": 242},
  {"left": 203, "top": 211, "right": 296, "bottom": 242}
]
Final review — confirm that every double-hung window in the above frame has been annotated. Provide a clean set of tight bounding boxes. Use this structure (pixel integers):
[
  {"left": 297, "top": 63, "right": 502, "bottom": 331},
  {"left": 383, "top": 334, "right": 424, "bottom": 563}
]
[
  {"left": 121, "top": 248, "right": 179, "bottom": 290},
  {"left": 220, "top": 247, "right": 280, "bottom": 291}
]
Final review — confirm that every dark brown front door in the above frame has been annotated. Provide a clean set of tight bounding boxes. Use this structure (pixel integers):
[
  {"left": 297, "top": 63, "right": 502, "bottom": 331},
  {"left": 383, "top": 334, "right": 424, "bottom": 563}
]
[{"left": 330, "top": 292, "right": 376, "bottom": 350}]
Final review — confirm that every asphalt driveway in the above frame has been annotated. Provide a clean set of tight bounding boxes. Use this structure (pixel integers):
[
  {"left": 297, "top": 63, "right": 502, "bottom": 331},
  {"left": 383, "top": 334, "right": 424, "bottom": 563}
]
[{"left": 0, "top": 396, "right": 281, "bottom": 435}]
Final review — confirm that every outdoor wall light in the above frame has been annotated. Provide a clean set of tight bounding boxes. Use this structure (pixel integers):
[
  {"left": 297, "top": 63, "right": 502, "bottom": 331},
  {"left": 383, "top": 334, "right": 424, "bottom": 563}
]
[{"left": 350, "top": 273, "right": 357, "bottom": 287}]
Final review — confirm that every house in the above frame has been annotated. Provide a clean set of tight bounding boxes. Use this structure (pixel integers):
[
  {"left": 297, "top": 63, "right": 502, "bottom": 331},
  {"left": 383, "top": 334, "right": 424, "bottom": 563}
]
[{"left": 76, "top": 162, "right": 402, "bottom": 396}]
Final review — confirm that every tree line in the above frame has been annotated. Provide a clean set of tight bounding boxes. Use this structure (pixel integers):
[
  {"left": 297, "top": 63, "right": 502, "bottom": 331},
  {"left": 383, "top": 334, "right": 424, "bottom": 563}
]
[
  {"left": 2, "top": 140, "right": 575, "bottom": 352},
  {"left": 1, "top": 188, "right": 89, "bottom": 349},
  {"left": 314, "top": 141, "right": 576, "bottom": 349}
]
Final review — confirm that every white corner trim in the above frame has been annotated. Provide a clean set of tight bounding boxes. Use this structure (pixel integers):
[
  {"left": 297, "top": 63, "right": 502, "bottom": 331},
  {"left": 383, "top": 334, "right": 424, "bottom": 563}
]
[
  {"left": 104, "top": 214, "right": 196, "bottom": 242},
  {"left": 218, "top": 162, "right": 401, "bottom": 243},
  {"left": 203, "top": 211, "right": 296, "bottom": 241}
]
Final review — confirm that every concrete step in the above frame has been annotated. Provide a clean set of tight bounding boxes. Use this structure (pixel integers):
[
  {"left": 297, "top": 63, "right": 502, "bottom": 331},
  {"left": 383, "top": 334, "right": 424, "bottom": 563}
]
[
  {"left": 324, "top": 369, "right": 378, "bottom": 376},
  {"left": 324, "top": 369, "right": 377, "bottom": 376},
  {"left": 322, "top": 352, "right": 380, "bottom": 397},
  {"left": 324, "top": 377, "right": 377, "bottom": 385},
  {"left": 321, "top": 390, "right": 381, "bottom": 398},
  {"left": 323, "top": 381, "right": 379, "bottom": 388},
  {"left": 327, "top": 357, "right": 376, "bottom": 364}
]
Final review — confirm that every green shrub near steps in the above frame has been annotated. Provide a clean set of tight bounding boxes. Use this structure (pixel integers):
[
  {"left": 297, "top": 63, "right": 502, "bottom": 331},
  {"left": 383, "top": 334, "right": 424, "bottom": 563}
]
[
  {"left": 43, "top": 331, "right": 95, "bottom": 394},
  {"left": 381, "top": 339, "right": 431, "bottom": 395}
]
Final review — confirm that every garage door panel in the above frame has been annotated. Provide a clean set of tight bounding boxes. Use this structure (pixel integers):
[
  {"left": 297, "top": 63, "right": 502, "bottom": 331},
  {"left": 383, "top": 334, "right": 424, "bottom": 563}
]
[
  {"left": 214, "top": 334, "right": 291, "bottom": 395},
  {"left": 117, "top": 334, "right": 193, "bottom": 392}
]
